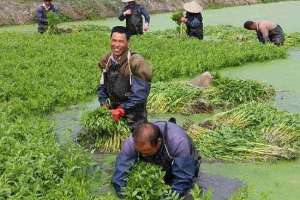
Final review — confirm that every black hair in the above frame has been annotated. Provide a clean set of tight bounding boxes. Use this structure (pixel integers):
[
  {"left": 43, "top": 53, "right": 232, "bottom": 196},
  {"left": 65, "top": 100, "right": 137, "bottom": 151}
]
[
  {"left": 244, "top": 21, "right": 255, "bottom": 29},
  {"left": 132, "top": 122, "right": 162, "bottom": 145},
  {"left": 111, "top": 26, "right": 131, "bottom": 40}
]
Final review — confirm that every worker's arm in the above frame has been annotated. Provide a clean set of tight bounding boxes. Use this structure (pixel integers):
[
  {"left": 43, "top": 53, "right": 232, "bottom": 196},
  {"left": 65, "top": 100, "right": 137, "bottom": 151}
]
[
  {"left": 36, "top": 7, "right": 47, "bottom": 23},
  {"left": 259, "top": 26, "right": 270, "bottom": 43},
  {"left": 120, "top": 54, "right": 152, "bottom": 112},
  {"left": 140, "top": 6, "right": 150, "bottom": 24},
  {"left": 96, "top": 54, "right": 110, "bottom": 105},
  {"left": 112, "top": 137, "right": 137, "bottom": 197},
  {"left": 96, "top": 72, "right": 109, "bottom": 105},
  {"left": 118, "top": 7, "right": 127, "bottom": 21},
  {"left": 170, "top": 132, "right": 199, "bottom": 196}
]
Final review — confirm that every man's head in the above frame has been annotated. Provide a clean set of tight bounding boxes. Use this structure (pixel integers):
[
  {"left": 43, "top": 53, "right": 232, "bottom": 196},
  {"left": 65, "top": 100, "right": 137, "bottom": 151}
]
[
  {"left": 110, "top": 26, "right": 131, "bottom": 58},
  {"left": 132, "top": 122, "right": 162, "bottom": 157},
  {"left": 44, "top": 0, "right": 52, "bottom": 7},
  {"left": 244, "top": 21, "right": 256, "bottom": 30}
]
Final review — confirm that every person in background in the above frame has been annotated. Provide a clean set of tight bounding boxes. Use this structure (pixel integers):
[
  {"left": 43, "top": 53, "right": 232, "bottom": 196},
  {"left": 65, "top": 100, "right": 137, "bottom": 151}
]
[
  {"left": 36, "top": 0, "right": 59, "bottom": 33},
  {"left": 112, "top": 121, "right": 201, "bottom": 199},
  {"left": 118, "top": 0, "right": 150, "bottom": 35},
  {"left": 180, "top": 1, "right": 204, "bottom": 40},
  {"left": 97, "top": 26, "right": 152, "bottom": 128},
  {"left": 244, "top": 20, "right": 285, "bottom": 46}
]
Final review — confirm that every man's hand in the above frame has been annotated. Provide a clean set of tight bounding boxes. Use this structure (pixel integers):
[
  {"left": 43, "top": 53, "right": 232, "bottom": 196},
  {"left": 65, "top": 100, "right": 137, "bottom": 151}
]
[
  {"left": 180, "top": 17, "right": 188, "bottom": 23},
  {"left": 144, "top": 23, "right": 149, "bottom": 32},
  {"left": 111, "top": 107, "right": 125, "bottom": 123},
  {"left": 123, "top": 9, "right": 132, "bottom": 16}
]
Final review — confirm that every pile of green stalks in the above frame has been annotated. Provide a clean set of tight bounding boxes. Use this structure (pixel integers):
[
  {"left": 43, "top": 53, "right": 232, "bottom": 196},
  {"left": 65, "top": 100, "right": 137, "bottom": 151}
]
[
  {"left": 147, "top": 77, "right": 275, "bottom": 114},
  {"left": 78, "top": 108, "right": 130, "bottom": 153},
  {"left": 187, "top": 102, "right": 300, "bottom": 161}
]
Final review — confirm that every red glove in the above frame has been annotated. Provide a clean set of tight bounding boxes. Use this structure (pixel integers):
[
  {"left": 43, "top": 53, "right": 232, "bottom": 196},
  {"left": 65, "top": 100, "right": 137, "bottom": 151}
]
[{"left": 111, "top": 107, "right": 125, "bottom": 123}]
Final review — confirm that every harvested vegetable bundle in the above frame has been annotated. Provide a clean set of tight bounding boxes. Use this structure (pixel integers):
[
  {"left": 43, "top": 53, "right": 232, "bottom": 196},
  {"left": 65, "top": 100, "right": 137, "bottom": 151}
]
[
  {"left": 78, "top": 108, "right": 130, "bottom": 153},
  {"left": 147, "top": 77, "right": 275, "bottom": 114},
  {"left": 147, "top": 81, "right": 203, "bottom": 114},
  {"left": 188, "top": 102, "right": 300, "bottom": 161},
  {"left": 122, "top": 162, "right": 181, "bottom": 200}
]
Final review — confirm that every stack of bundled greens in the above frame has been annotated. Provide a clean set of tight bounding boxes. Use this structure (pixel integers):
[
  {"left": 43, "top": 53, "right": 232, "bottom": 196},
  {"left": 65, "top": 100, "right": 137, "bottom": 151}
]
[
  {"left": 147, "top": 81, "right": 203, "bottom": 114},
  {"left": 122, "top": 162, "right": 181, "bottom": 200},
  {"left": 206, "top": 77, "right": 275, "bottom": 107},
  {"left": 46, "top": 11, "right": 62, "bottom": 34},
  {"left": 188, "top": 102, "right": 300, "bottom": 161},
  {"left": 78, "top": 108, "right": 130, "bottom": 153},
  {"left": 147, "top": 77, "right": 275, "bottom": 114},
  {"left": 171, "top": 11, "right": 185, "bottom": 36}
]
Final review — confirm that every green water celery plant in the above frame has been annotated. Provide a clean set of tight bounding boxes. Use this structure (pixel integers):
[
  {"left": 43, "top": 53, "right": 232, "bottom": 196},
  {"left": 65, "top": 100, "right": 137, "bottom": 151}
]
[
  {"left": 122, "top": 162, "right": 182, "bottom": 200},
  {"left": 78, "top": 108, "right": 130, "bottom": 153}
]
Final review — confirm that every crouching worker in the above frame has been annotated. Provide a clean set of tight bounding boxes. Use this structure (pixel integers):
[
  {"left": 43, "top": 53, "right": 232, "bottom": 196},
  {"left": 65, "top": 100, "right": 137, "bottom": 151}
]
[
  {"left": 112, "top": 121, "right": 201, "bottom": 199},
  {"left": 36, "top": 0, "right": 59, "bottom": 33},
  {"left": 180, "top": 1, "right": 204, "bottom": 40},
  {"left": 244, "top": 20, "right": 285, "bottom": 46},
  {"left": 97, "top": 26, "right": 152, "bottom": 128}
]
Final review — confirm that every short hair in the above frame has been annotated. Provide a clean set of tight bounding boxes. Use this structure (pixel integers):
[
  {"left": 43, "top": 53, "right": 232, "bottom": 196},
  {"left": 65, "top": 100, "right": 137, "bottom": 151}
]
[
  {"left": 244, "top": 21, "right": 254, "bottom": 29},
  {"left": 132, "top": 122, "right": 162, "bottom": 145},
  {"left": 111, "top": 26, "right": 131, "bottom": 40}
]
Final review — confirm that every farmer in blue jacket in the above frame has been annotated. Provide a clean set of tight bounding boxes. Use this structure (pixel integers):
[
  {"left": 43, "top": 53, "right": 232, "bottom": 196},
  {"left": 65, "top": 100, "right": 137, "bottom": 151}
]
[
  {"left": 180, "top": 1, "right": 204, "bottom": 40},
  {"left": 112, "top": 121, "right": 201, "bottom": 198},
  {"left": 118, "top": 0, "right": 150, "bottom": 35},
  {"left": 97, "top": 26, "right": 152, "bottom": 128},
  {"left": 36, "top": 0, "right": 59, "bottom": 33}
]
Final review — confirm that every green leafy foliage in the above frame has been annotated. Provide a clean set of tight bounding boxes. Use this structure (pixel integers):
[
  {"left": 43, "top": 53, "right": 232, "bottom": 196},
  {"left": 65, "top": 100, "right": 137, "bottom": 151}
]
[
  {"left": 0, "top": 107, "right": 95, "bottom": 199},
  {"left": 78, "top": 108, "right": 130, "bottom": 152},
  {"left": 148, "top": 77, "right": 275, "bottom": 114},
  {"left": 132, "top": 31, "right": 287, "bottom": 81},
  {"left": 46, "top": 11, "right": 62, "bottom": 34},
  {"left": 188, "top": 102, "right": 300, "bottom": 161},
  {"left": 0, "top": 25, "right": 296, "bottom": 198},
  {"left": 122, "top": 162, "right": 182, "bottom": 200}
]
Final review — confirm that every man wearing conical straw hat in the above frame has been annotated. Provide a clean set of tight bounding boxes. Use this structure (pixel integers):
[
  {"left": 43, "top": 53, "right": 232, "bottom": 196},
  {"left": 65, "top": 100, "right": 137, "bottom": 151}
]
[
  {"left": 180, "top": 1, "right": 204, "bottom": 39},
  {"left": 118, "top": 0, "right": 150, "bottom": 35}
]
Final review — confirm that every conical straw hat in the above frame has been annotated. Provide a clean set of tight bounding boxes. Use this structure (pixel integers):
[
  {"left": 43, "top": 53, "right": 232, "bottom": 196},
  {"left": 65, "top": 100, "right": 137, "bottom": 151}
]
[
  {"left": 183, "top": 1, "right": 203, "bottom": 13},
  {"left": 122, "top": 0, "right": 135, "bottom": 3}
]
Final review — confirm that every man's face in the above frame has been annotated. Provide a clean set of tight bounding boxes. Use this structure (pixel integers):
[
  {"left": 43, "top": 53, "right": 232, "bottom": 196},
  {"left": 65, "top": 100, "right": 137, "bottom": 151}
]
[
  {"left": 134, "top": 137, "right": 161, "bottom": 157},
  {"left": 44, "top": 0, "right": 52, "bottom": 7},
  {"left": 110, "top": 32, "right": 129, "bottom": 58}
]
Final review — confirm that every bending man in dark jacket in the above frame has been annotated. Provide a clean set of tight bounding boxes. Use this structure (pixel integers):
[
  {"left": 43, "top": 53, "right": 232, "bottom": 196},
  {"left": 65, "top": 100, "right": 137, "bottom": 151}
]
[
  {"left": 118, "top": 0, "right": 150, "bottom": 35},
  {"left": 244, "top": 20, "right": 285, "bottom": 46},
  {"left": 97, "top": 26, "right": 152, "bottom": 128},
  {"left": 112, "top": 121, "right": 201, "bottom": 198},
  {"left": 36, "top": 0, "right": 59, "bottom": 33}
]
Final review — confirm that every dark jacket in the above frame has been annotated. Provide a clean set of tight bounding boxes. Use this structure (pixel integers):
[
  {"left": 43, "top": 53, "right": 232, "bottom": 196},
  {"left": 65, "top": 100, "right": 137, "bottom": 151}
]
[
  {"left": 36, "top": 4, "right": 59, "bottom": 33},
  {"left": 118, "top": 3, "right": 150, "bottom": 35},
  {"left": 112, "top": 121, "right": 201, "bottom": 197},
  {"left": 186, "top": 12, "right": 203, "bottom": 40},
  {"left": 97, "top": 50, "right": 152, "bottom": 126}
]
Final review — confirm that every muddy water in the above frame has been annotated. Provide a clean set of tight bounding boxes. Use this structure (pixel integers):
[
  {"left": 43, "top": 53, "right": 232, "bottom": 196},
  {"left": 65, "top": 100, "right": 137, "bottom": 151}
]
[{"left": 221, "top": 49, "right": 300, "bottom": 113}]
